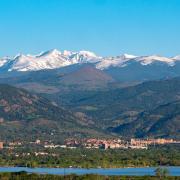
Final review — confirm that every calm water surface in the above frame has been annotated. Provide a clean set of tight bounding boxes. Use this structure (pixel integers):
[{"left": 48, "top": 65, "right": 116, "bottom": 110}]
[{"left": 0, "top": 167, "right": 179, "bottom": 176}]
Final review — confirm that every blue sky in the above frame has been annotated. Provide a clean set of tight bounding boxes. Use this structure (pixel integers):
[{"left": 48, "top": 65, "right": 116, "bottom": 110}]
[{"left": 0, "top": 0, "right": 180, "bottom": 57}]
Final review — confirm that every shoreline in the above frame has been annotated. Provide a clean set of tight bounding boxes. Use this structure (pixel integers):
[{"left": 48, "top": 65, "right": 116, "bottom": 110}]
[
  {"left": 0, "top": 164, "right": 179, "bottom": 169},
  {"left": 0, "top": 166, "right": 179, "bottom": 177}
]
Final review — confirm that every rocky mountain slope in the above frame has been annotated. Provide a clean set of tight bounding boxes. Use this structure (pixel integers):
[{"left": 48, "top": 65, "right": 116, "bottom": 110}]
[
  {"left": 111, "top": 100, "right": 180, "bottom": 139},
  {"left": 0, "top": 84, "right": 107, "bottom": 142}
]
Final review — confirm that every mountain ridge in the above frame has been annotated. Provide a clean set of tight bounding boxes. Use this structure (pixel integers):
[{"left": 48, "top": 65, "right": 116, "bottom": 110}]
[{"left": 1, "top": 49, "right": 180, "bottom": 72}]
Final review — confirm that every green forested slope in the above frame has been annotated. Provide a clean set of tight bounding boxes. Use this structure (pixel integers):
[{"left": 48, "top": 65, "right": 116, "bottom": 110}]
[{"left": 0, "top": 84, "right": 107, "bottom": 142}]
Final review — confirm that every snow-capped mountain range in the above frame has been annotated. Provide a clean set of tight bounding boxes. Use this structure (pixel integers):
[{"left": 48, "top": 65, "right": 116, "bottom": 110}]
[{"left": 0, "top": 49, "right": 180, "bottom": 72}]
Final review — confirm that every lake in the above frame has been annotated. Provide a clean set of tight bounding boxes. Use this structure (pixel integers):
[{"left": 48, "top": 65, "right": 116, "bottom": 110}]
[{"left": 0, "top": 166, "right": 179, "bottom": 176}]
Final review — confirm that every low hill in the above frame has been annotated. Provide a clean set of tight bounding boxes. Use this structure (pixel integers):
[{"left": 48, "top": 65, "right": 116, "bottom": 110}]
[
  {"left": 0, "top": 64, "right": 116, "bottom": 92},
  {"left": 59, "top": 65, "right": 114, "bottom": 90}
]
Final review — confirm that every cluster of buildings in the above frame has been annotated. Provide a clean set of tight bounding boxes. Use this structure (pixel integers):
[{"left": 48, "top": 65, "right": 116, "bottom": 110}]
[
  {"left": 0, "top": 138, "right": 179, "bottom": 150},
  {"left": 65, "top": 138, "right": 138, "bottom": 149},
  {"left": 64, "top": 138, "right": 179, "bottom": 150},
  {"left": 85, "top": 138, "right": 124, "bottom": 149},
  {"left": 130, "top": 138, "right": 179, "bottom": 146},
  {"left": 65, "top": 138, "right": 125, "bottom": 150}
]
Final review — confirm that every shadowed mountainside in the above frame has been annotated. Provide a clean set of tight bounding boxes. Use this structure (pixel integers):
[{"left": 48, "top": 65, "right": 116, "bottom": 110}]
[{"left": 0, "top": 84, "right": 109, "bottom": 142}]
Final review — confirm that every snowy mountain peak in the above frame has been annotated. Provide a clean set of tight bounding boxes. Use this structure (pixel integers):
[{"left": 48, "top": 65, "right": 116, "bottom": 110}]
[
  {"left": 0, "top": 50, "right": 180, "bottom": 72},
  {"left": 39, "top": 49, "right": 62, "bottom": 57},
  {"left": 95, "top": 53, "right": 137, "bottom": 70},
  {"left": 78, "top": 50, "right": 98, "bottom": 58},
  {"left": 63, "top": 50, "right": 73, "bottom": 56},
  {"left": 135, "top": 55, "right": 174, "bottom": 66},
  {"left": 120, "top": 54, "right": 137, "bottom": 59},
  {"left": 0, "top": 49, "right": 102, "bottom": 72},
  {"left": 139, "top": 55, "right": 171, "bottom": 61},
  {"left": 68, "top": 50, "right": 101, "bottom": 64},
  {"left": 172, "top": 55, "right": 180, "bottom": 60},
  {"left": 13, "top": 53, "right": 24, "bottom": 59}
]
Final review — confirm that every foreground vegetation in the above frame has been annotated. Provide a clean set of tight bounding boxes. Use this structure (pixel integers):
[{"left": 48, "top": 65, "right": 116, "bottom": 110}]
[
  {"left": 0, "top": 145, "right": 179, "bottom": 168},
  {"left": 0, "top": 172, "right": 179, "bottom": 180}
]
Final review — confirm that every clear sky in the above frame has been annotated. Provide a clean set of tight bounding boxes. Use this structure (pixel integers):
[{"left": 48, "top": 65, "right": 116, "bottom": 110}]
[{"left": 0, "top": 0, "right": 180, "bottom": 57}]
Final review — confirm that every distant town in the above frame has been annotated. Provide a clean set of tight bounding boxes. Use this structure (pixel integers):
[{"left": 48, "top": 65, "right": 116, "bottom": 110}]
[
  {"left": 0, "top": 138, "right": 179, "bottom": 151},
  {"left": 0, "top": 137, "right": 179, "bottom": 169}
]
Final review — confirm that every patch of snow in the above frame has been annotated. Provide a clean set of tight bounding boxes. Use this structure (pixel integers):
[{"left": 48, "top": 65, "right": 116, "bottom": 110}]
[
  {"left": 135, "top": 55, "right": 175, "bottom": 66},
  {"left": 0, "top": 57, "right": 9, "bottom": 67},
  {"left": 172, "top": 55, "right": 180, "bottom": 61},
  {"left": 96, "top": 54, "right": 136, "bottom": 70}
]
